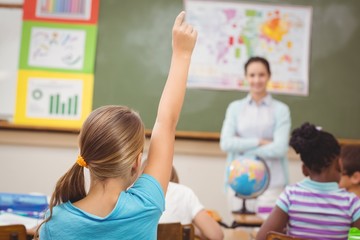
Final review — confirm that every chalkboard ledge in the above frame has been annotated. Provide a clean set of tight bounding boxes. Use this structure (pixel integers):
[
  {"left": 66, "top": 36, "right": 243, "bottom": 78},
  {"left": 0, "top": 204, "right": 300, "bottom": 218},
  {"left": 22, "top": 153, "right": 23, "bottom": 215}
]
[
  {"left": 0, "top": 120, "right": 80, "bottom": 134},
  {"left": 0, "top": 120, "right": 221, "bottom": 141},
  {"left": 0, "top": 121, "right": 359, "bottom": 144}
]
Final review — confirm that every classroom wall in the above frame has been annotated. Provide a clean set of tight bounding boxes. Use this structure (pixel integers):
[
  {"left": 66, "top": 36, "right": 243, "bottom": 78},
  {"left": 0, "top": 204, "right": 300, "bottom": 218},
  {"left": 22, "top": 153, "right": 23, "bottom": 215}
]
[
  {"left": 0, "top": 0, "right": 357, "bottom": 227},
  {"left": 0, "top": 130, "right": 303, "bottom": 224},
  {"left": 93, "top": 0, "right": 360, "bottom": 139}
]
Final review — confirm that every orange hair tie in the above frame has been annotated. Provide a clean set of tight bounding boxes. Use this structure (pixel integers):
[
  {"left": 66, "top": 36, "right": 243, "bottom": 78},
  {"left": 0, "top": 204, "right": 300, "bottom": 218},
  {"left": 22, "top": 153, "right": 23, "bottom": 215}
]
[{"left": 76, "top": 155, "right": 88, "bottom": 168}]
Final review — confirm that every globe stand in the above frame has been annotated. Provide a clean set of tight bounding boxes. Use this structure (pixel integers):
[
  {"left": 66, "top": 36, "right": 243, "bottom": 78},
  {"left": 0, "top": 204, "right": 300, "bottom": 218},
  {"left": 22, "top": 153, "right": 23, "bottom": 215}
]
[
  {"left": 231, "top": 195, "right": 255, "bottom": 215},
  {"left": 231, "top": 195, "right": 263, "bottom": 228}
]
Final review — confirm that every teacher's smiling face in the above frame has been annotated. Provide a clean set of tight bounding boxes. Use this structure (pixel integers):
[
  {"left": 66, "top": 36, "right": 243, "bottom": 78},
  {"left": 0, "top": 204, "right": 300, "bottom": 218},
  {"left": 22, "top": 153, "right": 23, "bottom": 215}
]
[{"left": 245, "top": 61, "right": 270, "bottom": 96}]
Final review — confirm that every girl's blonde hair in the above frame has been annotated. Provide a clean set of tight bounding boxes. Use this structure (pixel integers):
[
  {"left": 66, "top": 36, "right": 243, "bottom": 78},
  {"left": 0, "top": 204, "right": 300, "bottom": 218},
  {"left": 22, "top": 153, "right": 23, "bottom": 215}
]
[{"left": 35, "top": 105, "right": 145, "bottom": 238}]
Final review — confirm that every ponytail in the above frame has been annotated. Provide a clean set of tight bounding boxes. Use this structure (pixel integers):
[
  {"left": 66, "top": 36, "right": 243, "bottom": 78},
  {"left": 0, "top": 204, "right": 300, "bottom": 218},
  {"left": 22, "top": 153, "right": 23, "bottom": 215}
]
[{"left": 34, "top": 164, "right": 86, "bottom": 239}]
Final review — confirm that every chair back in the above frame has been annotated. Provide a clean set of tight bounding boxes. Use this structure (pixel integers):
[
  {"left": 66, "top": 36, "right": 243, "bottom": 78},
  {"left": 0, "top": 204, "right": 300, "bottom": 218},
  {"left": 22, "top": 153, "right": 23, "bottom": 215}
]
[
  {"left": 157, "top": 223, "right": 183, "bottom": 240},
  {"left": 0, "top": 224, "right": 27, "bottom": 240},
  {"left": 182, "top": 224, "right": 195, "bottom": 240},
  {"left": 266, "top": 231, "right": 310, "bottom": 240},
  {"left": 157, "top": 223, "right": 195, "bottom": 240}
]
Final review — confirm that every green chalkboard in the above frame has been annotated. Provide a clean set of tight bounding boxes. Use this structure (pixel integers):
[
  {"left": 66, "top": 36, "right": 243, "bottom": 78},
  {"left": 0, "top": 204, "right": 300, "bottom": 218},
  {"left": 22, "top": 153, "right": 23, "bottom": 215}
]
[{"left": 94, "top": 0, "right": 360, "bottom": 139}]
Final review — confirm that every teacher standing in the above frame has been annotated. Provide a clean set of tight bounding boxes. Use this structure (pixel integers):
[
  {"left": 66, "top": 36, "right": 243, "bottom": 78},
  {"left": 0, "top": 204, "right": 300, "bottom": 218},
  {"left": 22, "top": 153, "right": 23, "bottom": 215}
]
[{"left": 220, "top": 56, "right": 291, "bottom": 218}]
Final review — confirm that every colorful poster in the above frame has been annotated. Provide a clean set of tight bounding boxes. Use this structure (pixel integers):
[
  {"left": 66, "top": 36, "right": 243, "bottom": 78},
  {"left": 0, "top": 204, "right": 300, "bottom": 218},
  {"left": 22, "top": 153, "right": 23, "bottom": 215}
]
[
  {"left": 28, "top": 27, "right": 86, "bottom": 70},
  {"left": 23, "top": 0, "right": 99, "bottom": 24},
  {"left": 36, "top": 0, "right": 92, "bottom": 20},
  {"left": 19, "top": 21, "right": 97, "bottom": 73},
  {"left": 13, "top": 0, "right": 98, "bottom": 129},
  {"left": 14, "top": 70, "right": 93, "bottom": 129},
  {"left": 185, "top": 0, "right": 312, "bottom": 96}
]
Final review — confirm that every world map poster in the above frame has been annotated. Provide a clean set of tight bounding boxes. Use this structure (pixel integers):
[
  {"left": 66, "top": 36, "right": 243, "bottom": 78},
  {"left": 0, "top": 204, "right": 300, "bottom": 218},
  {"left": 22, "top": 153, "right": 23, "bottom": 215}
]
[{"left": 185, "top": 0, "right": 312, "bottom": 96}]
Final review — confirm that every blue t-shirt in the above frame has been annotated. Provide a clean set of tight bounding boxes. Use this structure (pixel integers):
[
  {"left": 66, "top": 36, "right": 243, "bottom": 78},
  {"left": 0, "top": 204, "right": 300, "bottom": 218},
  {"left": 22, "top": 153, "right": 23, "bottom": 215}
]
[{"left": 40, "top": 174, "right": 165, "bottom": 240}]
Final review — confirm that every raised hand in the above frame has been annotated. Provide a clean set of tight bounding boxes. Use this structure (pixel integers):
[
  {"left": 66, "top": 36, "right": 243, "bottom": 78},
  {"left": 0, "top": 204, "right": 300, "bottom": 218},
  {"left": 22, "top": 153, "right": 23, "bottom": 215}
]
[{"left": 172, "top": 11, "right": 197, "bottom": 58}]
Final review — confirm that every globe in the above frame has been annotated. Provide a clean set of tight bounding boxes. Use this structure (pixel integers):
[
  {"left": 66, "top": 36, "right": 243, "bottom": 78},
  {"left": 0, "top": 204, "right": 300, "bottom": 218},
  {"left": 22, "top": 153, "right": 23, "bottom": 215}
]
[{"left": 227, "top": 156, "right": 270, "bottom": 199}]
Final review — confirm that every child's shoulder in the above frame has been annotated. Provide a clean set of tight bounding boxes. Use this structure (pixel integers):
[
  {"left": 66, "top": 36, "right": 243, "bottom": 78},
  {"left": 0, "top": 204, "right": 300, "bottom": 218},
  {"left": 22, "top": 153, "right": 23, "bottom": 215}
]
[
  {"left": 168, "top": 182, "right": 195, "bottom": 195},
  {"left": 284, "top": 179, "right": 360, "bottom": 202},
  {"left": 283, "top": 182, "right": 301, "bottom": 192},
  {"left": 166, "top": 182, "right": 201, "bottom": 203},
  {"left": 342, "top": 190, "right": 360, "bottom": 202}
]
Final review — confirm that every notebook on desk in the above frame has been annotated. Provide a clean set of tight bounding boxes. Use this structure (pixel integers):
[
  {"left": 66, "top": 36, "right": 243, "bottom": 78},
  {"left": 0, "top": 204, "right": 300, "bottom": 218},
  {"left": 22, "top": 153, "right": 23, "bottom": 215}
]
[
  {"left": 0, "top": 192, "right": 48, "bottom": 217},
  {"left": 0, "top": 212, "right": 41, "bottom": 230},
  {"left": 0, "top": 193, "right": 48, "bottom": 231}
]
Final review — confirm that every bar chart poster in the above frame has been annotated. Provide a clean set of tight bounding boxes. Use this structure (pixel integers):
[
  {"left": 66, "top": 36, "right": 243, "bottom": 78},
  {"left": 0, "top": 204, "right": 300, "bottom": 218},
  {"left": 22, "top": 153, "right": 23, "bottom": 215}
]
[
  {"left": 19, "top": 21, "right": 97, "bottom": 73},
  {"left": 14, "top": 70, "right": 93, "bottom": 129},
  {"left": 26, "top": 78, "right": 82, "bottom": 119},
  {"left": 23, "top": 0, "right": 99, "bottom": 24}
]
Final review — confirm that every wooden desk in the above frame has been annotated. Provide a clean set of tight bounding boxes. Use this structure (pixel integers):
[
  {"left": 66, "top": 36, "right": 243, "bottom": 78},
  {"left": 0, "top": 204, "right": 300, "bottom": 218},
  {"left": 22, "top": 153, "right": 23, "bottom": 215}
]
[
  {"left": 232, "top": 213, "right": 264, "bottom": 228},
  {"left": 223, "top": 228, "right": 252, "bottom": 240}
]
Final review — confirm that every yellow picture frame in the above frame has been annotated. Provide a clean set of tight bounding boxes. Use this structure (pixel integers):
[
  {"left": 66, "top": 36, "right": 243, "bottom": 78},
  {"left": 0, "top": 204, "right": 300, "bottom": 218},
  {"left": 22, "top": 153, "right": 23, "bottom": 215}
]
[{"left": 14, "top": 70, "right": 93, "bottom": 129}]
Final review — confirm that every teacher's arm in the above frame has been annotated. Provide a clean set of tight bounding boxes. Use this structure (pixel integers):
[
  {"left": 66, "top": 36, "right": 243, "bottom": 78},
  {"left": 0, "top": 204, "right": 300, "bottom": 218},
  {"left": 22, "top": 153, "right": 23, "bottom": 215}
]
[
  {"left": 220, "top": 101, "right": 260, "bottom": 153},
  {"left": 247, "top": 103, "right": 291, "bottom": 159}
]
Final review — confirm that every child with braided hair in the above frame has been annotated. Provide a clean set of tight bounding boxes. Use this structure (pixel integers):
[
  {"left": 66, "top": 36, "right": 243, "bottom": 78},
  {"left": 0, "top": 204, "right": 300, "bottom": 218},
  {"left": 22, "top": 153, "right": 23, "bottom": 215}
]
[{"left": 257, "top": 122, "right": 360, "bottom": 240}]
